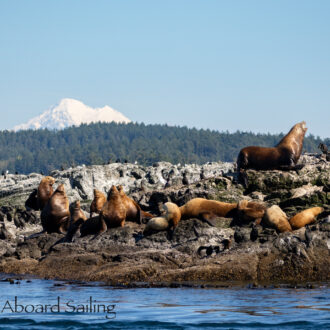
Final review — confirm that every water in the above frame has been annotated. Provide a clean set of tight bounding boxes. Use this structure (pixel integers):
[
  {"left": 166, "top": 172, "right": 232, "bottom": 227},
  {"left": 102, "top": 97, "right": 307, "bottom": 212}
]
[{"left": 0, "top": 276, "right": 329, "bottom": 329}]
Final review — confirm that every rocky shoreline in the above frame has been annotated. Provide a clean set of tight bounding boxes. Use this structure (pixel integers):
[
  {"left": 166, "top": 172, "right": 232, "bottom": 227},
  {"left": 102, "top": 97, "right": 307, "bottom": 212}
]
[{"left": 0, "top": 154, "right": 329, "bottom": 287}]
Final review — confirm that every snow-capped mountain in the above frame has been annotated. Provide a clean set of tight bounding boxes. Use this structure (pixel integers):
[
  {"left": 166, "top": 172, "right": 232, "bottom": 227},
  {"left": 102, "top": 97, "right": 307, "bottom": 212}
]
[{"left": 13, "top": 98, "right": 131, "bottom": 131}]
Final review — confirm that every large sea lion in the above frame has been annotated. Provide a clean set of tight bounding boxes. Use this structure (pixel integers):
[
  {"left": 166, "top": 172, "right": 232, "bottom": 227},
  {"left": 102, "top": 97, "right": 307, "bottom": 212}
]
[
  {"left": 289, "top": 207, "right": 324, "bottom": 230},
  {"left": 179, "top": 198, "right": 237, "bottom": 225},
  {"left": 37, "top": 176, "right": 56, "bottom": 210},
  {"left": 99, "top": 185, "right": 126, "bottom": 232},
  {"left": 25, "top": 176, "right": 56, "bottom": 211},
  {"left": 145, "top": 198, "right": 237, "bottom": 234},
  {"left": 117, "top": 185, "right": 153, "bottom": 223},
  {"left": 263, "top": 205, "right": 292, "bottom": 233},
  {"left": 237, "top": 122, "right": 307, "bottom": 185},
  {"left": 90, "top": 189, "right": 106, "bottom": 217},
  {"left": 41, "top": 184, "right": 70, "bottom": 234}
]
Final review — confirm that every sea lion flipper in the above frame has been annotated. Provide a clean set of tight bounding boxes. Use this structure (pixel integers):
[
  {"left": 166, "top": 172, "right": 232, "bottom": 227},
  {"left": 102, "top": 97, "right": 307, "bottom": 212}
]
[
  {"left": 141, "top": 210, "right": 153, "bottom": 219},
  {"left": 238, "top": 169, "right": 248, "bottom": 188},
  {"left": 167, "top": 228, "right": 175, "bottom": 240},
  {"left": 63, "top": 218, "right": 85, "bottom": 242},
  {"left": 131, "top": 201, "right": 142, "bottom": 224},
  {"left": 254, "top": 218, "right": 262, "bottom": 226},
  {"left": 58, "top": 223, "right": 68, "bottom": 234},
  {"left": 200, "top": 213, "right": 217, "bottom": 227},
  {"left": 25, "top": 230, "right": 46, "bottom": 240}
]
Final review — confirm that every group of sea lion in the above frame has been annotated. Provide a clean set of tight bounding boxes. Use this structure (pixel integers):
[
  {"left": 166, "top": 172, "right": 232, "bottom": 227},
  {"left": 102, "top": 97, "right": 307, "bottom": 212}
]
[
  {"left": 25, "top": 121, "right": 326, "bottom": 240},
  {"left": 26, "top": 178, "right": 78, "bottom": 238},
  {"left": 145, "top": 199, "right": 324, "bottom": 234},
  {"left": 26, "top": 179, "right": 154, "bottom": 240}
]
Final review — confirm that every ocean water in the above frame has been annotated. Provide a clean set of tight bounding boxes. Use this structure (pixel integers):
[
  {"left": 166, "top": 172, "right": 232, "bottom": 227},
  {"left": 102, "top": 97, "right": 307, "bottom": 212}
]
[{"left": 0, "top": 276, "right": 329, "bottom": 329}]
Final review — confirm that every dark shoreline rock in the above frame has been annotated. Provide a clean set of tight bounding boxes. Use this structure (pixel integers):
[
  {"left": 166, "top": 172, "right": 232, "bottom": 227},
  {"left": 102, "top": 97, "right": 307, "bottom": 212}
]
[{"left": 0, "top": 155, "right": 329, "bottom": 286}]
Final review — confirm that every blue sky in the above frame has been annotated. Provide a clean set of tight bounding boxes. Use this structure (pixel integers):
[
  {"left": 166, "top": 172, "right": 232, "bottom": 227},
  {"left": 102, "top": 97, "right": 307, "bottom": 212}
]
[{"left": 0, "top": 0, "right": 329, "bottom": 138}]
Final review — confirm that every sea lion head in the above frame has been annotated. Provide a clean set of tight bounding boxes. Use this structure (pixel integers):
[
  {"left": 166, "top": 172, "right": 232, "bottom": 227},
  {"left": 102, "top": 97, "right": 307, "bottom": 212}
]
[
  {"left": 74, "top": 200, "right": 81, "bottom": 208},
  {"left": 107, "top": 185, "right": 119, "bottom": 200},
  {"left": 70, "top": 200, "right": 81, "bottom": 212},
  {"left": 288, "top": 121, "right": 307, "bottom": 137},
  {"left": 163, "top": 202, "right": 181, "bottom": 224},
  {"left": 278, "top": 121, "right": 307, "bottom": 162},
  {"left": 298, "top": 121, "right": 307, "bottom": 134},
  {"left": 56, "top": 184, "right": 65, "bottom": 193},
  {"left": 93, "top": 189, "right": 104, "bottom": 198},
  {"left": 117, "top": 185, "right": 125, "bottom": 196},
  {"left": 42, "top": 176, "right": 56, "bottom": 185},
  {"left": 237, "top": 200, "right": 266, "bottom": 222}
]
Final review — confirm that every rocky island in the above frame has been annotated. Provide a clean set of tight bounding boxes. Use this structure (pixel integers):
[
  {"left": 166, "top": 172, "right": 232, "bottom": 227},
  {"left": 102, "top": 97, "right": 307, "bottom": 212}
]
[{"left": 0, "top": 154, "right": 329, "bottom": 287}]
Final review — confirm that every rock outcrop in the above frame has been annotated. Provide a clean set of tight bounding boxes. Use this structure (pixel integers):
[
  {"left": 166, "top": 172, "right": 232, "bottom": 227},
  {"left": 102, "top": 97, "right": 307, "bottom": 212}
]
[{"left": 0, "top": 155, "right": 329, "bottom": 286}]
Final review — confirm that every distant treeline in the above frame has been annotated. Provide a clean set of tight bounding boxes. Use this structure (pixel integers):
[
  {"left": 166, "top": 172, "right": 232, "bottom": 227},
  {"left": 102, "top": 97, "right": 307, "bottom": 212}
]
[{"left": 0, "top": 122, "right": 328, "bottom": 175}]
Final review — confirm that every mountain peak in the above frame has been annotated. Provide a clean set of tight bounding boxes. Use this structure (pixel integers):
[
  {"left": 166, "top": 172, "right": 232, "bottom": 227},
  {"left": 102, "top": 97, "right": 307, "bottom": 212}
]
[{"left": 13, "top": 98, "right": 131, "bottom": 131}]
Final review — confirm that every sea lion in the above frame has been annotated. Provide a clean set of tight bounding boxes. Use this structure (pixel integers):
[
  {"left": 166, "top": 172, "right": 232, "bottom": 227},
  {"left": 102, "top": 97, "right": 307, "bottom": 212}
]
[
  {"left": 143, "top": 202, "right": 179, "bottom": 235},
  {"left": 145, "top": 198, "right": 237, "bottom": 234},
  {"left": 162, "top": 202, "right": 182, "bottom": 230},
  {"left": 62, "top": 200, "right": 88, "bottom": 242},
  {"left": 25, "top": 189, "right": 39, "bottom": 211},
  {"left": 237, "top": 122, "right": 307, "bottom": 185},
  {"left": 70, "top": 200, "right": 87, "bottom": 224},
  {"left": 179, "top": 198, "right": 237, "bottom": 225},
  {"left": 318, "top": 143, "right": 330, "bottom": 161},
  {"left": 37, "top": 176, "right": 56, "bottom": 210},
  {"left": 144, "top": 217, "right": 169, "bottom": 234},
  {"left": 90, "top": 189, "right": 106, "bottom": 217},
  {"left": 263, "top": 205, "right": 292, "bottom": 233},
  {"left": 237, "top": 200, "right": 266, "bottom": 225},
  {"left": 41, "top": 183, "right": 70, "bottom": 234},
  {"left": 99, "top": 185, "right": 126, "bottom": 232},
  {"left": 289, "top": 207, "right": 324, "bottom": 230},
  {"left": 318, "top": 143, "right": 328, "bottom": 154},
  {"left": 117, "top": 185, "right": 153, "bottom": 223}
]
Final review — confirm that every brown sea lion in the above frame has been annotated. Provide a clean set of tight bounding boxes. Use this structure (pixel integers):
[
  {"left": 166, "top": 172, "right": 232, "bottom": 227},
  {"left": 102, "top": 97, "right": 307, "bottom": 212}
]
[
  {"left": 117, "top": 185, "right": 153, "bottom": 223},
  {"left": 237, "top": 122, "right": 307, "bottom": 185},
  {"left": 99, "top": 185, "right": 126, "bottom": 233},
  {"left": 263, "top": 205, "right": 292, "bottom": 233},
  {"left": 90, "top": 189, "right": 106, "bottom": 217},
  {"left": 237, "top": 200, "right": 266, "bottom": 225},
  {"left": 70, "top": 200, "right": 87, "bottom": 224},
  {"left": 289, "top": 207, "right": 324, "bottom": 230},
  {"left": 146, "top": 198, "right": 237, "bottom": 234},
  {"left": 37, "top": 176, "right": 56, "bottom": 210},
  {"left": 62, "top": 200, "right": 88, "bottom": 242},
  {"left": 41, "top": 183, "right": 70, "bottom": 234},
  {"left": 179, "top": 198, "right": 237, "bottom": 225}
]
